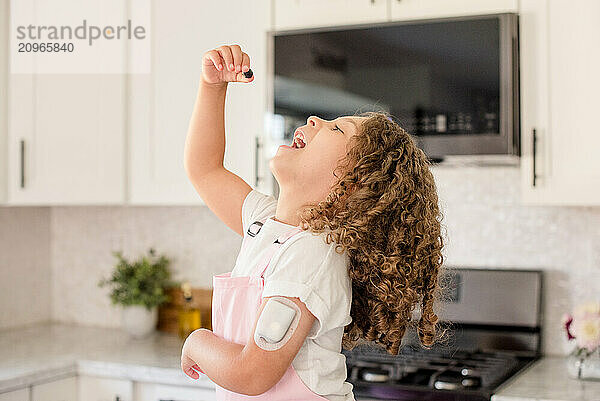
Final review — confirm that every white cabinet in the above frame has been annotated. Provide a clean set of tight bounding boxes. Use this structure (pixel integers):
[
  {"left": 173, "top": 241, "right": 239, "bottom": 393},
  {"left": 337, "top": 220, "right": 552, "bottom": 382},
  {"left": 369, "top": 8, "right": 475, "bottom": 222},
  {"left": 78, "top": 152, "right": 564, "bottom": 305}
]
[
  {"left": 128, "top": 0, "right": 270, "bottom": 204},
  {"left": 390, "top": 0, "right": 517, "bottom": 21},
  {"left": 0, "top": 387, "right": 30, "bottom": 401},
  {"left": 78, "top": 376, "right": 132, "bottom": 401},
  {"left": 133, "top": 382, "right": 216, "bottom": 401},
  {"left": 77, "top": 376, "right": 133, "bottom": 401},
  {"left": 273, "top": 0, "right": 517, "bottom": 31},
  {"left": 2, "top": 0, "right": 268, "bottom": 205},
  {"left": 0, "top": 0, "right": 7, "bottom": 203},
  {"left": 31, "top": 375, "right": 132, "bottom": 401},
  {"left": 28, "top": 375, "right": 217, "bottom": 401},
  {"left": 5, "top": 0, "right": 126, "bottom": 205},
  {"left": 273, "top": 0, "right": 387, "bottom": 31},
  {"left": 519, "top": 0, "right": 600, "bottom": 205},
  {"left": 31, "top": 376, "right": 77, "bottom": 401},
  {"left": 7, "top": 74, "right": 126, "bottom": 205}
]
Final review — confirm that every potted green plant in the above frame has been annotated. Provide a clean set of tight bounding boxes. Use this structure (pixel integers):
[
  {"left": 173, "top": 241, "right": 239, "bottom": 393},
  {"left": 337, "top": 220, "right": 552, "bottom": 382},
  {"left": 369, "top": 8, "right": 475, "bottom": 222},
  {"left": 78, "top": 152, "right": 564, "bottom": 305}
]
[{"left": 98, "top": 248, "right": 179, "bottom": 338}]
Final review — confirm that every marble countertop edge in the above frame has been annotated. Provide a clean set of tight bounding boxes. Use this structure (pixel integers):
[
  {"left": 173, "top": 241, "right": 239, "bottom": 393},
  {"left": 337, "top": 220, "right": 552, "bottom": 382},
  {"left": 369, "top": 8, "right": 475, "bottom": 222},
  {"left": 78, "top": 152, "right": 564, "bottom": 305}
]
[
  {"left": 0, "top": 357, "right": 214, "bottom": 394},
  {"left": 491, "top": 357, "right": 600, "bottom": 401},
  {"left": 0, "top": 360, "right": 77, "bottom": 394}
]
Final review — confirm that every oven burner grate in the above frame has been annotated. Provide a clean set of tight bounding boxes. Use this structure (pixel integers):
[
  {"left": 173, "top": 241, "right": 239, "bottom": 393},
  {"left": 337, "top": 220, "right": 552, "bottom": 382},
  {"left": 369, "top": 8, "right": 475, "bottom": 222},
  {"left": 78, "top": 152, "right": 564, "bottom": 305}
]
[{"left": 343, "top": 344, "right": 521, "bottom": 390}]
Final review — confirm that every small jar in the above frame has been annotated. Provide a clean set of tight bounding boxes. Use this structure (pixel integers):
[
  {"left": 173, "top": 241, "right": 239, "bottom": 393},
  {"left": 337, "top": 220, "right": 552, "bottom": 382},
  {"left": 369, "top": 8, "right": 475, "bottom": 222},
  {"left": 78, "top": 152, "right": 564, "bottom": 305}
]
[
  {"left": 178, "top": 282, "right": 202, "bottom": 340},
  {"left": 566, "top": 349, "right": 600, "bottom": 380}
]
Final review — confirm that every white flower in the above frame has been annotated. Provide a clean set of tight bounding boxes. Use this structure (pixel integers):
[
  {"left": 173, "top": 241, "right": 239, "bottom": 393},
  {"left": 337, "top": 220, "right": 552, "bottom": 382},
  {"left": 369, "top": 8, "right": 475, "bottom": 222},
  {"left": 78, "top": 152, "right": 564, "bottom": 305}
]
[
  {"left": 573, "top": 301, "right": 600, "bottom": 318},
  {"left": 571, "top": 301, "right": 600, "bottom": 352}
]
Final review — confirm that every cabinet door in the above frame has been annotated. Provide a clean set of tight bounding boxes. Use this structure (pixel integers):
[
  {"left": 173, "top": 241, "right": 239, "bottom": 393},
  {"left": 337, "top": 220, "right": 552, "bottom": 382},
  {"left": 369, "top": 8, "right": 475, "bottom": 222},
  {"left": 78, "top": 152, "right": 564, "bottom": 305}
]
[
  {"left": 273, "top": 0, "right": 387, "bottom": 31},
  {"left": 520, "top": 0, "right": 600, "bottom": 205},
  {"left": 7, "top": 74, "right": 126, "bottom": 205},
  {"left": 79, "top": 376, "right": 133, "bottom": 401},
  {"left": 391, "top": 0, "right": 518, "bottom": 21},
  {"left": 129, "top": 0, "right": 269, "bottom": 204},
  {"left": 31, "top": 376, "right": 77, "bottom": 401},
  {"left": 519, "top": 0, "right": 554, "bottom": 203},
  {"left": 0, "top": 387, "right": 30, "bottom": 401},
  {"left": 134, "top": 382, "right": 216, "bottom": 401},
  {"left": 6, "top": 0, "right": 126, "bottom": 205}
]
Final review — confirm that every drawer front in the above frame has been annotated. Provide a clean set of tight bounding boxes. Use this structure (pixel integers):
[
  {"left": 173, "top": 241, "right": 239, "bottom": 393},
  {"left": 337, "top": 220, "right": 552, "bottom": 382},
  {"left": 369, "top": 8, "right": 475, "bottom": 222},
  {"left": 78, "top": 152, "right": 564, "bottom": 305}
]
[
  {"left": 79, "top": 376, "right": 133, "bottom": 401},
  {"left": 31, "top": 376, "right": 77, "bottom": 401},
  {"left": 134, "top": 382, "right": 217, "bottom": 401}
]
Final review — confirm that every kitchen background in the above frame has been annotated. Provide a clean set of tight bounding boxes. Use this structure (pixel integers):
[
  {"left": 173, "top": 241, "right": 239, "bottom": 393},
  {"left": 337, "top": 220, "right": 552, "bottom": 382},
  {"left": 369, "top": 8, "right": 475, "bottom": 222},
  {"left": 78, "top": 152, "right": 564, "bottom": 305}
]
[
  {"left": 3, "top": 165, "right": 599, "bottom": 356},
  {"left": 2, "top": 0, "right": 600, "bottom": 400}
]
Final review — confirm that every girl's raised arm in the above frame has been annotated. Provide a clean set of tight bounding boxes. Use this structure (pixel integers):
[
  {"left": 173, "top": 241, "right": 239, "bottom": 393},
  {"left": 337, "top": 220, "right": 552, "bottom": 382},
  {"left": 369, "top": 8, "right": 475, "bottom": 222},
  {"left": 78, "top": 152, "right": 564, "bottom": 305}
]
[{"left": 184, "top": 44, "right": 254, "bottom": 236}]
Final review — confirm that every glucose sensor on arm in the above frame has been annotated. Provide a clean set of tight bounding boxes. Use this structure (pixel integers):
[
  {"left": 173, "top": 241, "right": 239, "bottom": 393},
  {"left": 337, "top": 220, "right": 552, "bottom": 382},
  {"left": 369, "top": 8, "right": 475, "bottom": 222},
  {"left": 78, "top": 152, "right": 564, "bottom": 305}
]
[{"left": 254, "top": 297, "right": 301, "bottom": 351}]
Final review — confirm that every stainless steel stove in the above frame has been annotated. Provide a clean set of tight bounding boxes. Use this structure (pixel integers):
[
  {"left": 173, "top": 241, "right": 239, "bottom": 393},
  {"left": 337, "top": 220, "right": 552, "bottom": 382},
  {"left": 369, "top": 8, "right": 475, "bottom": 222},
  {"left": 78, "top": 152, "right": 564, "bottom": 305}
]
[{"left": 342, "top": 268, "right": 543, "bottom": 400}]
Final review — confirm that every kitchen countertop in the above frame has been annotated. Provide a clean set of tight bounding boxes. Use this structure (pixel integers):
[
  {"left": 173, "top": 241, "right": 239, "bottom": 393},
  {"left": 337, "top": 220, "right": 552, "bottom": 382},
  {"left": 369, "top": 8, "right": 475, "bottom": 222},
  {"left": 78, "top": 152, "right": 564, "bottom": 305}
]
[
  {"left": 0, "top": 322, "right": 214, "bottom": 394},
  {"left": 492, "top": 357, "right": 600, "bottom": 401}
]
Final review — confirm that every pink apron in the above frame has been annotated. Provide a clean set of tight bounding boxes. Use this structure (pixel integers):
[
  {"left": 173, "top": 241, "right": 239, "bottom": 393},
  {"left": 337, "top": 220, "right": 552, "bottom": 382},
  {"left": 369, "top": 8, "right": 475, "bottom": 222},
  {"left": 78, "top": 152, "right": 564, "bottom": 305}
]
[{"left": 211, "top": 216, "right": 330, "bottom": 400}]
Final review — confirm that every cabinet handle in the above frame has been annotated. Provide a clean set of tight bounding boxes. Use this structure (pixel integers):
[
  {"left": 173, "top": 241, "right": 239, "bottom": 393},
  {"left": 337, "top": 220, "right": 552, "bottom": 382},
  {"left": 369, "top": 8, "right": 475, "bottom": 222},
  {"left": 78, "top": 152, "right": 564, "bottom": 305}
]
[
  {"left": 532, "top": 128, "right": 538, "bottom": 187},
  {"left": 20, "top": 139, "right": 25, "bottom": 188},
  {"left": 254, "top": 136, "right": 261, "bottom": 187}
]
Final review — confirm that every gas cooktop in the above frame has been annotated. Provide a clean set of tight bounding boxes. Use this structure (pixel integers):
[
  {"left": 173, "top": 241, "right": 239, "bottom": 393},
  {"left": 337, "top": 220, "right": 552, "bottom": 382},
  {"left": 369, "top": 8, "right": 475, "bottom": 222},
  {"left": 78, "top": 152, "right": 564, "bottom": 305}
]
[
  {"left": 343, "top": 343, "right": 538, "bottom": 401},
  {"left": 341, "top": 268, "right": 544, "bottom": 401}
]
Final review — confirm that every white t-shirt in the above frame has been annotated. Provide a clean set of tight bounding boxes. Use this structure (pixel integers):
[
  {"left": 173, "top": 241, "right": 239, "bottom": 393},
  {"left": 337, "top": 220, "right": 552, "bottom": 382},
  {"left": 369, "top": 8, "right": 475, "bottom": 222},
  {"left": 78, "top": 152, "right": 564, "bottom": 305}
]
[{"left": 230, "top": 189, "right": 355, "bottom": 401}]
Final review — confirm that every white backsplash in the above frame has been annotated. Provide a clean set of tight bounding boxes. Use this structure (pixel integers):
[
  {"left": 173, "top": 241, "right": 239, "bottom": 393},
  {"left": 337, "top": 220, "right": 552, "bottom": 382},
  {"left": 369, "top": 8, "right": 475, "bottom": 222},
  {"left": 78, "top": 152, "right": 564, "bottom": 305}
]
[
  {"left": 1, "top": 165, "right": 599, "bottom": 356},
  {"left": 49, "top": 204, "right": 242, "bottom": 328},
  {"left": 0, "top": 207, "right": 51, "bottom": 329}
]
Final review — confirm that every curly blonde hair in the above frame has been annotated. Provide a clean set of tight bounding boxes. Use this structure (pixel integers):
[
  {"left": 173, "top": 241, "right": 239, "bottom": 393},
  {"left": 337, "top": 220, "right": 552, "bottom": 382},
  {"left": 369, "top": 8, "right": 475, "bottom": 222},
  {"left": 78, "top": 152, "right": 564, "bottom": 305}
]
[{"left": 297, "top": 111, "right": 450, "bottom": 355}]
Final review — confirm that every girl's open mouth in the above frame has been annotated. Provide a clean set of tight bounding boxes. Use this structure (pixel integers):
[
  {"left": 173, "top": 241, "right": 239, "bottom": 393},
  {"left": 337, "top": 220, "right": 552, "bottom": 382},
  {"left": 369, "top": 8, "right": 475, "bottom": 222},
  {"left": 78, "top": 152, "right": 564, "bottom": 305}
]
[
  {"left": 279, "top": 144, "right": 301, "bottom": 150},
  {"left": 292, "top": 132, "right": 306, "bottom": 149},
  {"left": 279, "top": 140, "right": 305, "bottom": 151}
]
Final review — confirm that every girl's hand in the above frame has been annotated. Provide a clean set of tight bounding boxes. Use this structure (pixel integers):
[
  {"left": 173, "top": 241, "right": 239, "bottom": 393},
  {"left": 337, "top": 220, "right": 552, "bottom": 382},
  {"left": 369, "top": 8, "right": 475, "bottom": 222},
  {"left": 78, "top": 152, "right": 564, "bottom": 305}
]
[
  {"left": 202, "top": 44, "right": 254, "bottom": 86},
  {"left": 181, "top": 330, "right": 206, "bottom": 379},
  {"left": 181, "top": 352, "right": 204, "bottom": 379}
]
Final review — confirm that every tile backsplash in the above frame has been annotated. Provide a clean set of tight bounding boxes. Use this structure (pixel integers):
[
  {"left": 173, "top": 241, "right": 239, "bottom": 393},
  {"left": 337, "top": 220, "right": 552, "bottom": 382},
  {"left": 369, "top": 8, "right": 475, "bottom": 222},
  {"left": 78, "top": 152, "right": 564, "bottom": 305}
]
[
  {"left": 0, "top": 207, "right": 51, "bottom": 329},
  {"left": 1, "top": 165, "right": 599, "bottom": 356}
]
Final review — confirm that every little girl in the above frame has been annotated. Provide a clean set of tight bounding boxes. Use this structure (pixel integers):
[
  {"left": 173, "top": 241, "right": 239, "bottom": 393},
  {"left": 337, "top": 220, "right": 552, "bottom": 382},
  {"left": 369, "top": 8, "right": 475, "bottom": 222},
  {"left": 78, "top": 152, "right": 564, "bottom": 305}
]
[{"left": 180, "top": 44, "right": 447, "bottom": 401}]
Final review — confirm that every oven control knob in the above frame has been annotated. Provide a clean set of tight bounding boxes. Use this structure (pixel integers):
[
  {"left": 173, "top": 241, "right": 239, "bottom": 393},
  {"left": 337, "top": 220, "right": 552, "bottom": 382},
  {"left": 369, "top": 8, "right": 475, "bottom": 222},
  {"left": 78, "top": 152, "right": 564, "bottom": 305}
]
[
  {"left": 360, "top": 368, "right": 390, "bottom": 383},
  {"left": 461, "top": 376, "right": 481, "bottom": 388}
]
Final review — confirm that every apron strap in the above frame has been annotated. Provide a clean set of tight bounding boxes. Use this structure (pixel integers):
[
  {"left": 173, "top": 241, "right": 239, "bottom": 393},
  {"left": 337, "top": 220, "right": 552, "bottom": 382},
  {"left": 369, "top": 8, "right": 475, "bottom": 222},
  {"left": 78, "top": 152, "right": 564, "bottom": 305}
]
[{"left": 250, "top": 226, "right": 304, "bottom": 278}]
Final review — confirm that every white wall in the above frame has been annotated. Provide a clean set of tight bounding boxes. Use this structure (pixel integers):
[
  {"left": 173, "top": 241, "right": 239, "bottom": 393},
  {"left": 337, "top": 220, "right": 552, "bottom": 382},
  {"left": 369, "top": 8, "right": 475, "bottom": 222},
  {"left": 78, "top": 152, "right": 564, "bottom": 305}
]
[{"left": 1, "top": 164, "right": 599, "bottom": 356}]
